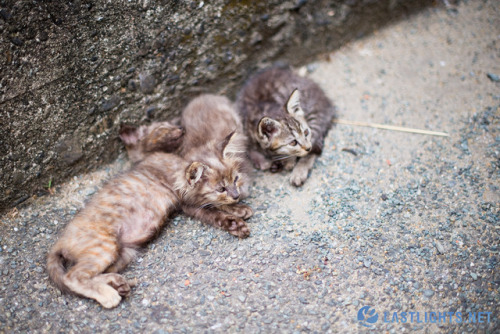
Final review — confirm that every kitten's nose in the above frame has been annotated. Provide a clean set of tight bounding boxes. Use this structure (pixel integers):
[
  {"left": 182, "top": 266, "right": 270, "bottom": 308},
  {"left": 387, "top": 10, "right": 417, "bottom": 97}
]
[{"left": 227, "top": 187, "right": 240, "bottom": 200}]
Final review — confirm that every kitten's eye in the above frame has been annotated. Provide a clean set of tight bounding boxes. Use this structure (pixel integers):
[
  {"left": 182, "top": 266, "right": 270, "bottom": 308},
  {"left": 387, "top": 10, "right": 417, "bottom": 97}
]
[
  {"left": 217, "top": 186, "right": 226, "bottom": 193},
  {"left": 304, "top": 129, "right": 310, "bottom": 137},
  {"left": 290, "top": 140, "right": 298, "bottom": 146},
  {"left": 234, "top": 176, "right": 239, "bottom": 183}
]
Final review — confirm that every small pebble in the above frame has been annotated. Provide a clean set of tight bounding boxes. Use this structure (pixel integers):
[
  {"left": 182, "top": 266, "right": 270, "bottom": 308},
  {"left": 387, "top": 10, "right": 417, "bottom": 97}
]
[
  {"left": 139, "top": 73, "right": 156, "bottom": 94},
  {"left": 435, "top": 241, "right": 445, "bottom": 254},
  {"left": 423, "top": 290, "right": 434, "bottom": 298},
  {"left": 486, "top": 73, "right": 499, "bottom": 82}
]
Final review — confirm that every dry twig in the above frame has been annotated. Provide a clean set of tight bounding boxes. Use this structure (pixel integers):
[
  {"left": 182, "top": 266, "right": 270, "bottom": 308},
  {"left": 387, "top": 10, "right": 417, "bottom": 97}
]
[{"left": 334, "top": 119, "right": 449, "bottom": 137}]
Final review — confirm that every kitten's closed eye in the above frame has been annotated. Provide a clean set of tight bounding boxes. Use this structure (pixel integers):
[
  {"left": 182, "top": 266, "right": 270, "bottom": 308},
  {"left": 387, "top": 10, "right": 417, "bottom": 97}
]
[
  {"left": 290, "top": 140, "right": 298, "bottom": 146},
  {"left": 217, "top": 186, "right": 226, "bottom": 193},
  {"left": 304, "top": 129, "right": 310, "bottom": 136}
]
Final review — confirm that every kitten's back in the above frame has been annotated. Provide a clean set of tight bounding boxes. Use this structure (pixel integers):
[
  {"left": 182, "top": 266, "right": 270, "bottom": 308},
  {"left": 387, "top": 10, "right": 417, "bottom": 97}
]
[
  {"left": 181, "top": 94, "right": 244, "bottom": 152},
  {"left": 238, "top": 67, "right": 332, "bottom": 121}
]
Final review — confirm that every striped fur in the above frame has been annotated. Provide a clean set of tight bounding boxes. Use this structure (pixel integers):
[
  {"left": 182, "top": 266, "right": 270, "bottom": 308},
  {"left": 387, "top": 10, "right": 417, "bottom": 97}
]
[
  {"left": 177, "top": 95, "right": 253, "bottom": 237},
  {"left": 47, "top": 153, "right": 207, "bottom": 308},
  {"left": 120, "top": 95, "right": 254, "bottom": 238},
  {"left": 237, "top": 67, "right": 335, "bottom": 186}
]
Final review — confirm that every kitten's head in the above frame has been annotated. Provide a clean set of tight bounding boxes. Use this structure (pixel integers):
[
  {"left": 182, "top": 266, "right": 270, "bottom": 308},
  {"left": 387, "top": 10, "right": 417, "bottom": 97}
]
[
  {"left": 119, "top": 121, "right": 184, "bottom": 163},
  {"left": 182, "top": 131, "right": 247, "bottom": 207},
  {"left": 256, "top": 89, "right": 312, "bottom": 158}
]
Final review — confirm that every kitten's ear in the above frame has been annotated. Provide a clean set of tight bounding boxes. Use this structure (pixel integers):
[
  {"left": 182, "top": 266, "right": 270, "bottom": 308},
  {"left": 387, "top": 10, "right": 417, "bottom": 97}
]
[
  {"left": 119, "top": 124, "right": 139, "bottom": 146},
  {"left": 258, "top": 117, "right": 281, "bottom": 140},
  {"left": 285, "top": 89, "right": 304, "bottom": 116},
  {"left": 186, "top": 162, "right": 207, "bottom": 186},
  {"left": 218, "top": 131, "right": 240, "bottom": 159}
]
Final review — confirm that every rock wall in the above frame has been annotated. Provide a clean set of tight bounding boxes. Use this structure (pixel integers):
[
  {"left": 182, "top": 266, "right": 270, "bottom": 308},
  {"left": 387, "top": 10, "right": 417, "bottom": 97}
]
[{"left": 0, "top": 0, "right": 432, "bottom": 211}]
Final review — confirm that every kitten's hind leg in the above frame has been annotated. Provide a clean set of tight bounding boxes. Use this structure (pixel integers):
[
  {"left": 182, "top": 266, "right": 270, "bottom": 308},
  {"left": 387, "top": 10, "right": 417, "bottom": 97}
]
[
  {"left": 220, "top": 204, "right": 254, "bottom": 219},
  {"left": 63, "top": 258, "right": 122, "bottom": 308},
  {"left": 105, "top": 247, "right": 137, "bottom": 273},
  {"left": 95, "top": 273, "right": 132, "bottom": 297},
  {"left": 182, "top": 205, "right": 250, "bottom": 238},
  {"left": 290, "top": 154, "right": 317, "bottom": 187}
]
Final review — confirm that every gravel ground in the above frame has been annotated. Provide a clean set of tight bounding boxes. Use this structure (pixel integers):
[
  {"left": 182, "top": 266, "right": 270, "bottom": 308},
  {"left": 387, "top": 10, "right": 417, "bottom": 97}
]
[{"left": 1, "top": 1, "right": 498, "bottom": 333}]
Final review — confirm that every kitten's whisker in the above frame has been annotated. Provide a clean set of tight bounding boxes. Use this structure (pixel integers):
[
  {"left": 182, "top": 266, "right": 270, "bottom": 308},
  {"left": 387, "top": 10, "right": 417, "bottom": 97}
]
[
  {"left": 201, "top": 203, "right": 214, "bottom": 210},
  {"left": 272, "top": 155, "right": 292, "bottom": 161},
  {"left": 191, "top": 203, "right": 214, "bottom": 216}
]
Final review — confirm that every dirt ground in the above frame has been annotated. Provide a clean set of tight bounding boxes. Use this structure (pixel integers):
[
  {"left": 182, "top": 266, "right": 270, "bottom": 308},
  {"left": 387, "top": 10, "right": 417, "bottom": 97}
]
[{"left": 0, "top": 0, "right": 498, "bottom": 333}]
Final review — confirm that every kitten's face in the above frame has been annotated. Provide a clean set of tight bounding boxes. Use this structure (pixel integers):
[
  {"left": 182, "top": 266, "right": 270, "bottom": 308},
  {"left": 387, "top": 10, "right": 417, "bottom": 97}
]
[
  {"left": 120, "top": 121, "right": 184, "bottom": 163},
  {"left": 198, "top": 165, "right": 243, "bottom": 206},
  {"left": 257, "top": 89, "right": 312, "bottom": 157},
  {"left": 184, "top": 132, "right": 246, "bottom": 207}
]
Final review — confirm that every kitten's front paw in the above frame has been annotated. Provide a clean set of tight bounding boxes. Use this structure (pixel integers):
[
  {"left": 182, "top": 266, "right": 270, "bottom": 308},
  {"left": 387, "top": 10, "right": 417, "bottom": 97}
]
[
  {"left": 254, "top": 159, "right": 272, "bottom": 171},
  {"left": 283, "top": 158, "right": 297, "bottom": 171},
  {"left": 290, "top": 168, "right": 309, "bottom": 187},
  {"left": 270, "top": 161, "right": 283, "bottom": 173},
  {"left": 249, "top": 151, "right": 271, "bottom": 170},
  {"left": 232, "top": 204, "right": 254, "bottom": 219},
  {"left": 224, "top": 216, "right": 250, "bottom": 238},
  {"left": 220, "top": 204, "right": 253, "bottom": 219}
]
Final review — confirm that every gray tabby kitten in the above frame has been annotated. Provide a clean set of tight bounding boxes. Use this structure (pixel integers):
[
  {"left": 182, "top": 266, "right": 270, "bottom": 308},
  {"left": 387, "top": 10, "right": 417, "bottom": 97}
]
[{"left": 237, "top": 67, "right": 335, "bottom": 186}]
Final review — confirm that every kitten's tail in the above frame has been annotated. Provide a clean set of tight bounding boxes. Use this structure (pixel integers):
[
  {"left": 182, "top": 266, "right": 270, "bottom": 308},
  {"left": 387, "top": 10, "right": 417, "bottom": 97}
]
[{"left": 46, "top": 245, "right": 70, "bottom": 293}]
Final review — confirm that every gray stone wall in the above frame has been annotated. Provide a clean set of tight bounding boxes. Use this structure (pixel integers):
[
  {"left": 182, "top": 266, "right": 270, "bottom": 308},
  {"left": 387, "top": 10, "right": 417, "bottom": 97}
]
[{"left": 0, "top": 0, "right": 431, "bottom": 211}]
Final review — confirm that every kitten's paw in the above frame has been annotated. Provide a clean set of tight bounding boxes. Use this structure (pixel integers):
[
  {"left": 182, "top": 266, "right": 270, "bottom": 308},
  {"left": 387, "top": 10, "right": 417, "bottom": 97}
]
[
  {"left": 283, "top": 158, "right": 297, "bottom": 171},
  {"left": 270, "top": 161, "right": 283, "bottom": 173},
  {"left": 233, "top": 204, "right": 254, "bottom": 219},
  {"left": 249, "top": 151, "right": 271, "bottom": 170},
  {"left": 254, "top": 160, "right": 272, "bottom": 171},
  {"left": 224, "top": 216, "right": 250, "bottom": 238},
  {"left": 104, "top": 273, "right": 131, "bottom": 297},
  {"left": 290, "top": 168, "right": 309, "bottom": 187},
  {"left": 96, "top": 285, "right": 122, "bottom": 309},
  {"left": 222, "top": 204, "right": 254, "bottom": 219}
]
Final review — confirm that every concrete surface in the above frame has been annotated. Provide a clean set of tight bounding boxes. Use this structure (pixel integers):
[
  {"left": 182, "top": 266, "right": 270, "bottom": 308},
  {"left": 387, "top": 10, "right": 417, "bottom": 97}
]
[{"left": 0, "top": 0, "right": 498, "bottom": 333}]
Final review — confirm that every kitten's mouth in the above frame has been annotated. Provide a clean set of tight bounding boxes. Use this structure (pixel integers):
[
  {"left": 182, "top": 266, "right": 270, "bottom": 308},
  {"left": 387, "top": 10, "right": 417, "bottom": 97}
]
[{"left": 297, "top": 150, "right": 309, "bottom": 157}]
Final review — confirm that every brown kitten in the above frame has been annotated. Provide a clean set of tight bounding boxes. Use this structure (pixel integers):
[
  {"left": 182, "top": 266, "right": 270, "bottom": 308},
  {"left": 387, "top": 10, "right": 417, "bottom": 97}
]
[
  {"left": 178, "top": 94, "right": 253, "bottom": 235},
  {"left": 237, "top": 67, "right": 335, "bottom": 186},
  {"left": 119, "top": 95, "right": 253, "bottom": 236},
  {"left": 119, "top": 121, "right": 184, "bottom": 163},
  {"left": 47, "top": 148, "right": 249, "bottom": 308}
]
